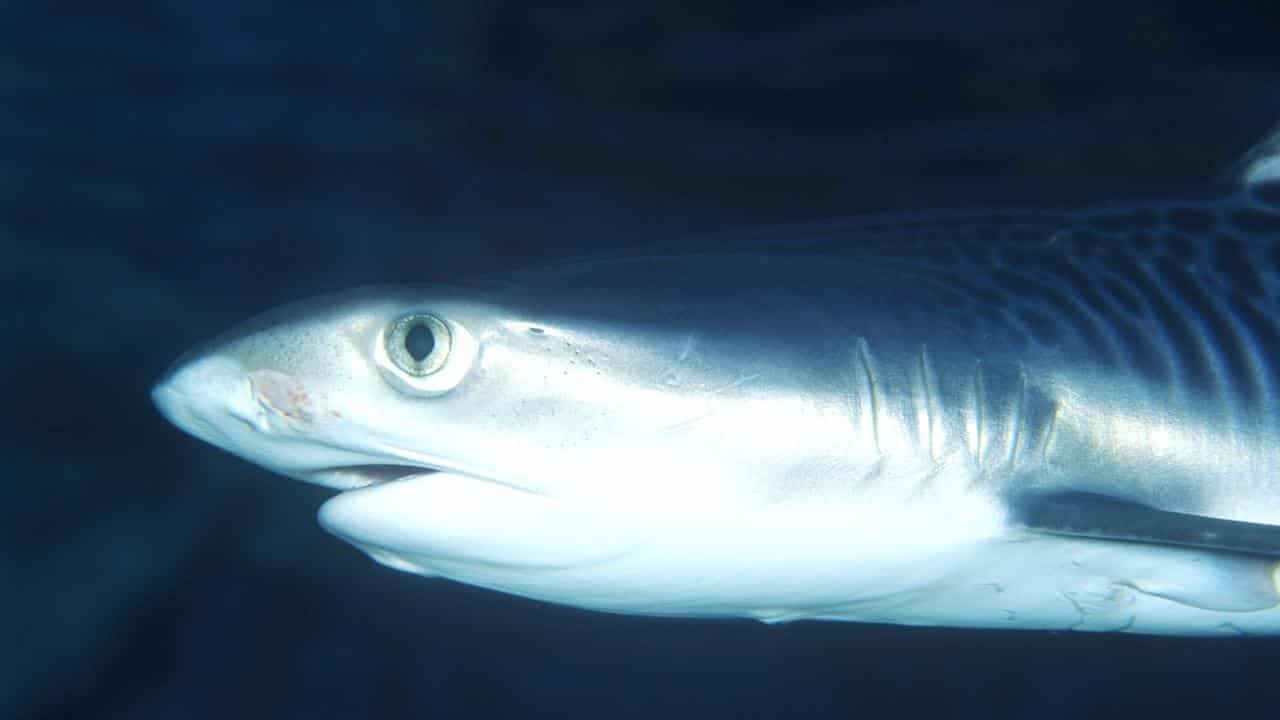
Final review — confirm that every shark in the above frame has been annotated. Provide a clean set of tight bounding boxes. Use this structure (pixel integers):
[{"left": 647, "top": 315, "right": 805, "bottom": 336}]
[{"left": 153, "top": 131, "right": 1280, "bottom": 634}]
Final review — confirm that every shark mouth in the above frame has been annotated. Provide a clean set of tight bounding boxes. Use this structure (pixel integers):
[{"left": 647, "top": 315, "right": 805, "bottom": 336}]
[
  {"left": 309, "top": 464, "right": 438, "bottom": 490},
  {"left": 308, "top": 460, "right": 542, "bottom": 498}
]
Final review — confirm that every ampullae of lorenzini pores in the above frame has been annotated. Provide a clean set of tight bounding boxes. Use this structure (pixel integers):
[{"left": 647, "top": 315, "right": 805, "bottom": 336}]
[{"left": 154, "top": 128, "right": 1280, "bottom": 635}]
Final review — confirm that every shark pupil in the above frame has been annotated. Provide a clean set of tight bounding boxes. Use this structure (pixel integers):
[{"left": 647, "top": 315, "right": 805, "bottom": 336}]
[
  {"left": 405, "top": 322, "right": 435, "bottom": 362},
  {"left": 384, "top": 313, "right": 451, "bottom": 378}
]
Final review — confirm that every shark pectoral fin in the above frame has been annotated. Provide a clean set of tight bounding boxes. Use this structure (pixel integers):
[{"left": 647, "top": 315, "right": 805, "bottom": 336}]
[
  {"left": 1016, "top": 491, "right": 1280, "bottom": 555},
  {"left": 1015, "top": 492, "right": 1280, "bottom": 612}
]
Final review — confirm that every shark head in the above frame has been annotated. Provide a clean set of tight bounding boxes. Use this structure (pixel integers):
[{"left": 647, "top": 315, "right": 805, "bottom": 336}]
[
  {"left": 151, "top": 277, "right": 814, "bottom": 501},
  {"left": 151, "top": 263, "right": 1000, "bottom": 619}
]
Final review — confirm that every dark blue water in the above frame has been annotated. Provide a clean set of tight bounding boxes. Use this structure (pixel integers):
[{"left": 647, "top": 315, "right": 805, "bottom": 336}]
[{"left": 6, "top": 2, "right": 1280, "bottom": 718}]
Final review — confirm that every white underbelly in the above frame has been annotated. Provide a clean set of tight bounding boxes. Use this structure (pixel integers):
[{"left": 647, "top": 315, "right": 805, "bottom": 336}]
[{"left": 318, "top": 472, "right": 1280, "bottom": 635}]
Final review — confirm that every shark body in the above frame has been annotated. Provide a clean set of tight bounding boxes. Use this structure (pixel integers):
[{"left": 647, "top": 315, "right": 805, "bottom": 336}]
[{"left": 154, "top": 144, "right": 1280, "bottom": 635}]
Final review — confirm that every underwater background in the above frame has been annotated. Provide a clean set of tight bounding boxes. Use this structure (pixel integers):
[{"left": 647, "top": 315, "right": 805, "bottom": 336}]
[{"left": 6, "top": 1, "right": 1280, "bottom": 717}]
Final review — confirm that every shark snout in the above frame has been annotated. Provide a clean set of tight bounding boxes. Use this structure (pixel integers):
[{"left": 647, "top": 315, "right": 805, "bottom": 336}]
[{"left": 151, "top": 354, "right": 261, "bottom": 445}]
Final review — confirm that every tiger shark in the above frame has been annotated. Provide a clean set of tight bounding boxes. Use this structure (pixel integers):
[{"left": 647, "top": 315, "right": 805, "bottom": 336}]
[{"left": 153, "top": 133, "right": 1280, "bottom": 635}]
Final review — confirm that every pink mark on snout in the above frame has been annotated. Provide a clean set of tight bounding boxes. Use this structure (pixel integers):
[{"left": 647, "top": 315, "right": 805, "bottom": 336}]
[{"left": 249, "top": 370, "right": 334, "bottom": 426}]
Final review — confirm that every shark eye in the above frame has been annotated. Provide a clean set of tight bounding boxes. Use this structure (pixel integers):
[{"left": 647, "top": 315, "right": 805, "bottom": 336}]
[
  {"left": 375, "top": 311, "right": 477, "bottom": 397},
  {"left": 385, "top": 314, "right": 451, "bottom": 376}
]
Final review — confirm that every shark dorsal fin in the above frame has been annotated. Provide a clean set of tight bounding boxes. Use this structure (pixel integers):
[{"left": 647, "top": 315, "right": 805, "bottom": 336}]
[{"left": 1239, "top": 123, "right": 1280, "bottom": 190}]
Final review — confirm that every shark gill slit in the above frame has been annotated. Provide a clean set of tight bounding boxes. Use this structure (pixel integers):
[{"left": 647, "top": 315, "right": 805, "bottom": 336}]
[
  {"left": 971, "top": 359, "right": 985, "bottom": 467},
  {"left": 856, "top": 338, "right": 883, "bottom": 457},
  {"left": 918, "top": 345, "right": 940, "bottom": 463},
  {"left": 1007, "top": 370, "right": 1027, "bottom": 469},
  {"left": 1039, "top": 402, "right": 1060, "bottom": 466}
]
